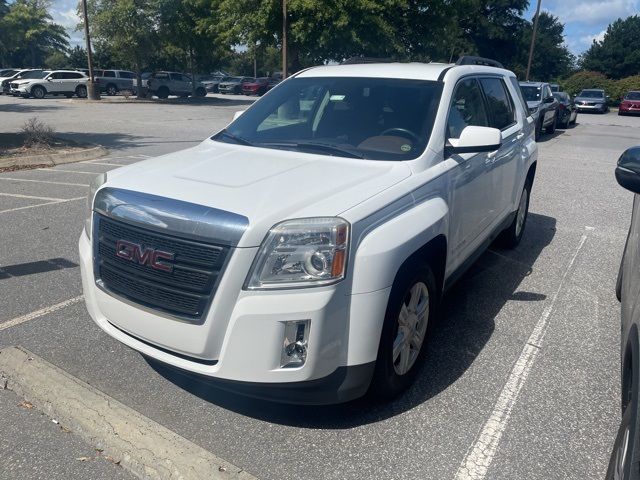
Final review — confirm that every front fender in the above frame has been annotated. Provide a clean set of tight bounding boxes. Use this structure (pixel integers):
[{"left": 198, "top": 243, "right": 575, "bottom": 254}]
[{"left": 351, "top": 197, "right": 448, "bottom": 295}]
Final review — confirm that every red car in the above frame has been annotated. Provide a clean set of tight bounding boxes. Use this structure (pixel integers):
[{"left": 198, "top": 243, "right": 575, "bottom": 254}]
[
  {"left": 619, "top": 91, "right": 640, "bottom": 116},
  {"left": 242, "top": 77, "right": 269, "bottom": 96}
]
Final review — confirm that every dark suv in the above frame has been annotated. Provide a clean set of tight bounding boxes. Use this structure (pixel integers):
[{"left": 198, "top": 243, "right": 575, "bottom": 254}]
[{"left": 520, "top": 81, "right": 560, "bottom": 140}]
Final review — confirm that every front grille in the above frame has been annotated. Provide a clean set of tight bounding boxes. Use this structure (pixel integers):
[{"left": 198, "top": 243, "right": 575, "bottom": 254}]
[{"left": 94, "top": 214, "right": 229, "bottom": 320}]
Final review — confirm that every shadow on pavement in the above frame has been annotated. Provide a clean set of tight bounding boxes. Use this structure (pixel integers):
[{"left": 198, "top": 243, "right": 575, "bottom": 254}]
[
  {"left": 149, "top": 212, "right": 556, "bottom": 428},
  {"left": 0, "top": 102, "right": 62, "bottom": 113},
  {"left": 0, "top": 258, "right": 77, "bottom": 279},
  {"left": 537, "top": 130, "right": 563, "bottom": 142},
  {"left": 53, "top": 131, "right": 150, "bottom": 151}
]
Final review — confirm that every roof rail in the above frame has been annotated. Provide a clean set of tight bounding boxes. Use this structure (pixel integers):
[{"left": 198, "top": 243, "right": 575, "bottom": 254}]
[
  {"left": 341, "top": 57, "right": 394, "bottom": 65},
  {"left": 456, "top": 56, "right": 504, "bottom": 69}
]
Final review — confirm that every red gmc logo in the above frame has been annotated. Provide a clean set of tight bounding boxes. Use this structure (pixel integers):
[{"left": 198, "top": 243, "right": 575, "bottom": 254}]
[{"left": 115, "top": 240, "right": 175, "bottom": 273}]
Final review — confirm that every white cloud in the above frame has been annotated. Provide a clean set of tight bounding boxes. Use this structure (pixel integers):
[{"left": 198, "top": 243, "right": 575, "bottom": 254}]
[
  {"left": 580, "top": 29, "right": 606, "bottom": 46},
  {"left": 544, "top": 0, "right": 639, "bottom": 26}
]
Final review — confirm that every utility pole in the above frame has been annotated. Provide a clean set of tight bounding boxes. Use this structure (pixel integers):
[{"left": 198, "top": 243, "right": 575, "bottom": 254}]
[
  {"left": 282, "top": 0, "right": 287, "bottom": 78},
  {"left": 526, "top": 0, "right": 542, "bottom": 81},
  {"left": 81, "top": 0, "right": 100, "bottom": 99}
]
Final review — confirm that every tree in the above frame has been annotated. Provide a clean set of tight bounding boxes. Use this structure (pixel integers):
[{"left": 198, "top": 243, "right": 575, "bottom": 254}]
[
  {"left": 581, "top": 16, "right": 640, "bottom": 79},
  {"left": 67, "top": 45, "right": 88, "bottom": 68},
  {"left": 45, "top": 50, "right": 70, "bottom": 69},
  {"left": 85, "top": 0, "right": 159, "bottom": 96},
  {"left": 0, "top": 0, "right": 68, "bottom": 67}
]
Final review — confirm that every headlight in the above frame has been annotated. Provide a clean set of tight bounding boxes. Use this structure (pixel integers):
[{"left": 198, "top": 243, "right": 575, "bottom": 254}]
[
  {"left": 246, "top": 217, "right": 349, "bottom": 289},
  {"left": 84, "top": 172, "right": 107, "bottom": 239}
]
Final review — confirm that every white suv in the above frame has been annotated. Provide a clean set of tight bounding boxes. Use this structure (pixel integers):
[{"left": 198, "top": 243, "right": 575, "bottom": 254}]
[
  {"left": 11, "top": 70, "right": 88, "bottom": 99},
  {"left": 80, "top": 58, "right": 537, "bottom": 404}
]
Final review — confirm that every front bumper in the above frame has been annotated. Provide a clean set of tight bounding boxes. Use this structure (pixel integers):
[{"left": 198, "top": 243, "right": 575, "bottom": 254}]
[
  {"left": 79, "top": 232, "right": 383, "bottom": 403},
  {"left": 575, "top": 103, "right": 606, "bottom": 112}
]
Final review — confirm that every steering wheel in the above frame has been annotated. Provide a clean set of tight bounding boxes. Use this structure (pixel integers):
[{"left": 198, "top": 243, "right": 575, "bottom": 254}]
[{"left": 380, "top": 128, "right": 421, "bottom": 144}]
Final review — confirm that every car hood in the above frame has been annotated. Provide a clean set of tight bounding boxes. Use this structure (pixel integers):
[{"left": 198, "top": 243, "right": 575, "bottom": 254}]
[
  {"left": 575, "top": 96, "right": 604, "bottom": 103},
  {"left": 11, "top": 79, "right": 35, "bottom": 85},
  {"left": 102, "top": 139, "right": 412, "bottom": 247}
]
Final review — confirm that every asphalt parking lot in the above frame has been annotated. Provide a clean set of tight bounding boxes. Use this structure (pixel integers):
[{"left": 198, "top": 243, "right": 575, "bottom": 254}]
[{"left": 1, "top": 94, "right": 639, "bottom": 480}]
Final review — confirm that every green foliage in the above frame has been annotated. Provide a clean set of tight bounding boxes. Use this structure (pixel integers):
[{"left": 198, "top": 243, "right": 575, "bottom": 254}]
[
  {"left": 0, "top": 0, "right": 69, "bottom": 67},
  {"left": 581, "top": 16, "right": 640, "bottom": 79},
  {"left": 67, "top": 46, "right": 88, "bottom": 68},
  {"left": 45, "top": 50, "right": 70, "bottom": 69},
  {"left": 562, "top": 71, "right": 612, "bottom": 96}
]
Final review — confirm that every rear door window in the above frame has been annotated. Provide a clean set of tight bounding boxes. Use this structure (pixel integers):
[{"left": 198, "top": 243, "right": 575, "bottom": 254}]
[
  {"left": 120, "top": 71, "right": 134, "bottom": 79},
  {"left": 103, "top": 70, "right": 116, "bottom": 77},
  {"left": 479, "top": 78, "right": 516, "bottom": 130}
]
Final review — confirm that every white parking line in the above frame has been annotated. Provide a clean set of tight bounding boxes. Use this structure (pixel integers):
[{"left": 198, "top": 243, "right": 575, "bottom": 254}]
[
  {"left": 0, "top": 178, "right": 87, "bottom": 187},
  {"left": 0, "top": 197, "right": 84, "bottom": 214},
  {"left": 0, "top": 192, "right": 68, "bottom": 202},
  {"left": 83, "top": 162, "right": 130, "bottom": 167},
  {"left": 0, "top": 296, "right": 84, "bottom": 332},
  {"left": 35, "top": 168, "right": 105, "bottom": 175},
  {"left": 454, "top": 230, "right": 590, "bottom": 480}
]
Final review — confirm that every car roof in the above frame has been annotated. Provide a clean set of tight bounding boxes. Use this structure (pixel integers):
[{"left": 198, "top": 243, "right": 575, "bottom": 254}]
[
  {"left": 581, "top": 88, "right": 604, "bottom": 92},
  {"left": 519, "top": 81, "right": 547, "bottom": 86},
  {"left": 296, "top": 62, "right": 512, "bottom": 82}
]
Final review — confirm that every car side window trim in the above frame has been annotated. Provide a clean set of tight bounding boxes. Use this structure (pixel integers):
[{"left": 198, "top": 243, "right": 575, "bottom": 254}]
[
  {"left": 444, "top": 75, "right": 490, "bottom": 143},
  {"left": 477, "top": 76, "right": 517, "bottom": 132}
]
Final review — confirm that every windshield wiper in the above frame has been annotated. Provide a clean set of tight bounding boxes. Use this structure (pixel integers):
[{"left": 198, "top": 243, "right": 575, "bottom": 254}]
[
  {"left": 260, "top": 141, "right": 365, "bottom": 159},
  {"left": 213, "top": 129, "right": 254, "bottom": 146}
]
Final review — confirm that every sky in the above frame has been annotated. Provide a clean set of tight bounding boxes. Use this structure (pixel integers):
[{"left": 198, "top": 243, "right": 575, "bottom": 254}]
[
  {"left": 525, "top": 0, "right": 639, "bottom": 55},
  {"left": 47, "top": 0, "right": 638, "bottom": 56}
]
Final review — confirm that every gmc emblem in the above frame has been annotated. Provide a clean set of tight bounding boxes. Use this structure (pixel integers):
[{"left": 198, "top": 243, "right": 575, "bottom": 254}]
[{"left": 115, "top": 240, "right": 175, "bottom": 273}]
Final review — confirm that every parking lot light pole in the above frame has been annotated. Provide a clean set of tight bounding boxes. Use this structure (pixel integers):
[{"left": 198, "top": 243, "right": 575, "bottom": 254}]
[
  {"left": 282, "top": 0, "right": 287, "bottom": 78},
  {"left": 526, "top": 0, "right": 542, "bottom": 82},
  {"left": 81, "top": 0, "right": 100, "bottom": 100}
]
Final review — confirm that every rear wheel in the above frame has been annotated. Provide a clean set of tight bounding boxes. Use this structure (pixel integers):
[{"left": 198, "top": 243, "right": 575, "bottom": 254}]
[
  {"left": 545, "top": 114, "right": 557, "bottom": 134},
  {"left": 498, "top": 182, "right": 530, "bottom": 248},
  {"left": 31, "top": 85, "right": 46, "bottom": 99},
  {"left": 370, "top": 265, "right": 436, "bottom": 400},
  {"left": 106, "top": 84, "right": 117, "bottom": 96},
  {"left": 75, "top": 85, "right": 87, "bottom": 98},
  {"left": 156, "top": 86, "right": 169, "bottom": 99},
  {"left": 195, "top": 87, "right": 207, "bottom": 97}
]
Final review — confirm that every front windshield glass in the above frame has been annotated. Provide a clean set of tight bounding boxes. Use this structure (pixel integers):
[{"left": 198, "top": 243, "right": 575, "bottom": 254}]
[
  {"left": 625, "top": 92, "right": 640, "bottom": 100},
  {"left": 520, "top": 85, "right": 541, "bottom": 102},
  {"left": 213, "top": 76, "right": 443, "bottom": 160},
  {"left": 579, "top": 90, "right": 604, "bottom": 98},
  {"left": 552, "top": 92, "right": 568, "bottom": 102},
  {"left": 19, "top": 70, "right": 46, "bottom": 79}
]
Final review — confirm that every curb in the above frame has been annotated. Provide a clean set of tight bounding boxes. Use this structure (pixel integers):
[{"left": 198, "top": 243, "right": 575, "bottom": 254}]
[
  {"left": 0, "top": 145, "right": 107, "bottom": 169},
  {"left": 0, "top": 346, "right": 256, "bottom": 480}
]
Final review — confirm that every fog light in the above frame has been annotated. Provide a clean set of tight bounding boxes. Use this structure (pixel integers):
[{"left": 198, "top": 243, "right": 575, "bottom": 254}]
[{"left": 281, "top": 320, "right": 309, "bottom": 368}]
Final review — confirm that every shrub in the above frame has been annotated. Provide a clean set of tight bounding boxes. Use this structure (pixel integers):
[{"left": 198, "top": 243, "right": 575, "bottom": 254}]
[
  {"left": 562, "top": 71, "right": 613, "bottom": 97},
  {"left": 612, "top": 76, "right": 640, "bottom": 103},
  {"left": 21, "top": 117, "right": 55, "bottom": 148}
]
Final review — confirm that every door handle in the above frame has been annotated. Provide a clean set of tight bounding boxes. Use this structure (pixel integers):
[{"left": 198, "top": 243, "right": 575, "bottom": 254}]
[
  {"left": 486, "top": 150, "right": 498, "bottom": 160},
  {"left": 516, "top": 132, "right": 525, "bottom": 140}
]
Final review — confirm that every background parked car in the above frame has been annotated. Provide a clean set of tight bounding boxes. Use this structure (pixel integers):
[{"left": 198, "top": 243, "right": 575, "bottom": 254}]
[
  {"left": 1, "top": 69, "right": 37, "bottom": 94},
  {"left": 574, "top": 89, "right": 609, "bottom": 114},
  {"left": 619, "top": 91, "right": 640, "bottom": 116},
  {"left": 0, "top": 69, "right": 21, "bottom": 92},
  {"left": 197, "top": 74, "right": 223, "bottom": 93},
  {"left": 552, "top": 91, "right": 578, "bottom": 128},
  {"left": 608, "top": 146, "right": 640, "bottom": 480},
  {"left": 10, "top": 70, "right": 88, "bottom": 99},
  {"left": 218, "top": 76, "right": 254, "bottom": 94},
  {"left": 550, "top": 83, "right": 560, "bottom": 92},
  {"left": 94, "top": 69, "right": 135, "bottom": 96},
  {"left": 520, "top": 81, "right": 560, "bottom": 140},
  {"left": 241, "top": 77, "right": 269, "bottom": 96},
  {"left": 145, "top": 71, "right": 207, "bottom": 99}
]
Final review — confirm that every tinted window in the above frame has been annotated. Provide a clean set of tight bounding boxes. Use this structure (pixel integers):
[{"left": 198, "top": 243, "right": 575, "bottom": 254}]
[
  {"left": 49, "top": 72, "right": 63, "bottom": 79},
  {"left": 480, "top": 78, "right": 515, "bottom": 130},
  {"left": 217, "top": 77, "right": 443, "bottom": 160},
  {"left": 67, "top": 72, "right": 84, "bottom": 79},
  {"left": 626, "top": 92, "right": 640, "bottom": 100},
  {"left": 154, "top": 72, "right": 169, "bottom": 80},
  {"left": 119, "top": 71, "right": 134, "bottom": 79},
  {"left": 520, "top": 85, "right": 541, "bottom": 102},
  {"left": 170, "top": 73, "right": 184, "bottom": 81},
  {"left": 103, "top": 70, "right": 116, "bottom": 77},
  {"left": 579, "top": 90, "right": 605, "bottom": 98},
  {"left": 448, "top": 78, "right": 489, "bottom": 139},
  {"left": 19, "top": 70, "right": 46, "bottom": 79}
]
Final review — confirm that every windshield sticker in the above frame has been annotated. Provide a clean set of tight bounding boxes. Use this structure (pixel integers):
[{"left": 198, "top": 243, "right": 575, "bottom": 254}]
[{"left": 401, "top": 144, "right": 412, "bottom": 152}]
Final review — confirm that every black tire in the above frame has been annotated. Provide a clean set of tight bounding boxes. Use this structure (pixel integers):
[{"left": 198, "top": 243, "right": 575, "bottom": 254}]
[
  {"left": 156, "top": 86, "right": 169, "bottom": 99},
  {"left": 369, "top": 264, "right": 436, "bottom": 400},
  {"left": 498, "top": 181, "right": 531, "bottom": 249},
  {"left": 545, "top": 114, "right": 557, "bottom": 134},
  {"left": 64, "top": 94, "right": 73, "bottom": 98},
  {"left": 606, "top": 342, "right": 640, "bottom": 480},
  {"left": 234, "top": 86, "right": 240, "bottom": 94},
  {"left": 75, "top": 85, "right": 87, "bottom": 98},
  {"left": 195, "top": 87, "right": 206, "bottom": 97},
  {"left": 31, "top": 85, "right": 46, "bottom": 99},
  {"left": 534, "top": 118, "right": 542, "bottom": 141},
  {"left": 106, "top": 84, "right": 117, "bottom": 96}
]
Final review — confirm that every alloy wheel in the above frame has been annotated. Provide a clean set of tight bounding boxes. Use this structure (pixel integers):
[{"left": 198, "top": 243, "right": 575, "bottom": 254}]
[{"left": 393, "top": 282, "right": 429, "bottom": 376}]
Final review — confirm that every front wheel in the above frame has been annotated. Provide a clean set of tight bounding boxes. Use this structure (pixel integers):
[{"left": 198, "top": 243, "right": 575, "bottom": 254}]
[
  {"left": 498, "top": 182, "right": 530, "bottom": 248},
  {"left": 32, "top": 85, "right": 46, "bottom": 99},
  {"left": 370, "top": 265, "right": 436, "bottom": 400},
  {"left": 106, "top": 84, "right": 117, "bottom": 96},
  {"left": 156, "top": 86, "right": 169, "bottom": 99}
]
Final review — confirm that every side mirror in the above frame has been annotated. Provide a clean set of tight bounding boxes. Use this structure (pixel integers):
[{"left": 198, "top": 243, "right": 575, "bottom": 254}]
[
  {"left": 233, "top": 110, "right": 246, "bottom": 121},
  {"left": 46, "top": 78, "right": 52, "bottom": 81},
  {"left": 616, "top": 147, "right": 640, "bottom": 194},
  {"left": 544, "top": 96, "right": 554, "bottom": 104},
  {"left": 446, "top": 126, "right": 502, "bottom": 155}
]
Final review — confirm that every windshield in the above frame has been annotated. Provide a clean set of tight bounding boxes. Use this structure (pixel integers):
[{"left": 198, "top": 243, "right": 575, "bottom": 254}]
[
  {"left": 520, "top": 85, "right": 541, "bottom": 102},
  {"left": 625, "top": 92, "right": 640, "bottom": 100},
  {"left": 553, "top": 92, "right": 568, "bottom": 102},
  {"left": 579, "top": 90, "right": 604, "bottom": 98},
  {"left": 213, "top": 76, "right": 443, "bottom": 161},
  {"left": 0, "top": 69, "right": 17, "bottom": 77},
  {"left": 18, "top": 70, "right": 46, "bottom": 79}
]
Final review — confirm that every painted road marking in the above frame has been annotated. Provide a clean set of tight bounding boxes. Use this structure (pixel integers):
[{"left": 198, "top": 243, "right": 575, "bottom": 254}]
[
  {"left": 0, "top": 177, "right": 87, "bottom": 187},
  {"left": 0, "top": 296, "right": 84, "bottom": 332},
  {"left": 83, "top": 161, "right": 130, "bottom": 167},
  {"left": 35, "top": 168, "right": 107, "bottom": 175},
  {"left": 0, "top": 197, "right": 84, "bottom": 214},
  {"left": 455, "top": 230, "right": 589, "bottom": 480},
  {"left": 0, "top": 192, "right": 69, "bottom": 202}
]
